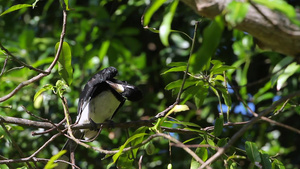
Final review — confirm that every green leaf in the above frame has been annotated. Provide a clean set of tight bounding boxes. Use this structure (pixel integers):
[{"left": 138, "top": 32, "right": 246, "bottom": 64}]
[
  {"left": 214, "top": 116, "right": 224, "bottom": 137},
  {"left": 55, "top": 80, "right": 70, "bottom": 97},
  {"left": 276, "top": 62, "right": 300, "bottom": 90},
  {"left": 34, "top": 84, "right": 54, "bottom": 101},
  {"left": 272, "top": 159, "right": 285, "bottom": 169},
  {"left": 98, "top": 40, "right": 110, "bottom": 61},
  {"left": 225, "top": 1, "right": 250, "bottom": 27},
  {"left": 190, "top": 15, "right": 224, "bottom": 73},
  {"left": 167, "top": 62, "right": 187, "bottom": 67},
  {"left": 161, "top": 66, "right": 187, "bottom": 75},
  {"left": 165, "top": 120, "right": 201, "bottom": 128},
  {"left": 230, "top": 162, "right": 238, "bottom": 169},
  {"left": 145, "top": 141, "right": 155, "bottom": 155},
  {"left": 0, "top": 4, "right": 32, "bottom": 16},
  {"left": 130, "top": 127, "right": 148, "bottom": 156},
  {"left": 143, "top": 0, "right": 167, "bottom": 26},
  {"left": 190, "top": 140, "right": 208, "bottom": 169},
  {"left": 245, "top": 141, "right": 261, "bottom": 163},
  {"left": 252, "top": 0, "right": 296, "bottom": 19},
  {"left": 117, "top": 153, "right": 134, "bottom": 168},
  {"left": 215, "top": 81, "right": 232, "bottom": 107},
  {"left": 260, "top": 152, "right": 272, "bottom": 169},
  {"left": 181, "top": 85, "right": 202, "bottom": 104},
  {"left": 112, "top": 133, "right": 148, "bottom": 163},
  {"left": 272, "top": 56, "right": 294, "bottom": 74},
  {"left": 44, "top": 150, "right": 66, "bottom": 169},
  {"left": 173, "top": 104, "right": 189, "bottom": 112},
  {"left": 165, "top": 79, "right": 197, "bottom": 91},
  {"left": 271, "top": 56, "right": 293, "bottom": 87},
  {"left": 194, "top": 84, "right": 209, "bottom": 109},
  {"left": 217, "top": 138, "right": 228, "bottom": 147},
  {"left": 63, "top": 0, "right": 70, "bottom": 10},
  {"left": 159, "top": 0, "right": 179, "bottom": 46},
  {"left": 55, "top": 42, "right": 73, "bottom": 86},
  {"left": 211, "top": 65, "right": 236, "bottom": 75}
]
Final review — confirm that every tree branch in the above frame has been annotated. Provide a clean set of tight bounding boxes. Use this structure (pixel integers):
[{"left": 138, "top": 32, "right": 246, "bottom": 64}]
[{"left": 180, "top": 0, "right": 300, "bottom": 56}]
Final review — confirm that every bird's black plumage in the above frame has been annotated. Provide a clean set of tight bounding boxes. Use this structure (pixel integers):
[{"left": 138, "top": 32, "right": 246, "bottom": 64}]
[{"left": 55, "top": 67, "right": 142, "bottom": 169}]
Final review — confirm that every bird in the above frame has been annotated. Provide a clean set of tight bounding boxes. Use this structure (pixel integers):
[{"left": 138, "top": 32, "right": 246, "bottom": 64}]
[{"left": 55, "top": 66, "right": 142, "bottom": 169}]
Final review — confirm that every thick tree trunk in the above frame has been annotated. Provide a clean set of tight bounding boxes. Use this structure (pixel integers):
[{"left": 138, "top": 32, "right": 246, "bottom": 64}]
[{"left": 181, "top": 0, "right": 300, "bottom": 57}]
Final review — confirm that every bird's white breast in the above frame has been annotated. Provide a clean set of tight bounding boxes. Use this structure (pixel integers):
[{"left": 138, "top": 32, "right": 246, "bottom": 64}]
[{"left": 76, "top": 90, "right": 121, "bottom": 139}]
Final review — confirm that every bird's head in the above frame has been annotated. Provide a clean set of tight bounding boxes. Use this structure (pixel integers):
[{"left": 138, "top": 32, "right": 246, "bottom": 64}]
[{"left": 106, "top": 80, "right": 142, "bottom": 101}]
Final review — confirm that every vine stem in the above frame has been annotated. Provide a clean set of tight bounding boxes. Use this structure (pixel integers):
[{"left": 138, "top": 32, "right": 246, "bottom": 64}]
[{"left": 176, "top": 21, "right": 199, "bottom": 103}]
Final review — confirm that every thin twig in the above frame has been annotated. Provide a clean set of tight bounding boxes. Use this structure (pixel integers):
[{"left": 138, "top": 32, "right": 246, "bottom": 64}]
[
  {"left": 230, "top": 81, "right": 300, "bottom": 135},
  {"left": 138, "top": 155, "right": 143, "bottom": 169},
  {"left": 176, "top": 21, "right": 199, "bottom": 103},
  {"left": 0, "top": 55, "right": 8, "bottom": 76},
  {"left": 29, "top": 132, "right": 63, "bottom": 158},
  {"left": 199, "top": 90, "right": 300, "bottom": 168}
]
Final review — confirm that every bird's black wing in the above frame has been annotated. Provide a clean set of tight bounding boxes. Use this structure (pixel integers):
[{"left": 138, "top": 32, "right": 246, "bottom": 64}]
[{"left": 77, "top": 67, "right": 118, "bottom": 120}]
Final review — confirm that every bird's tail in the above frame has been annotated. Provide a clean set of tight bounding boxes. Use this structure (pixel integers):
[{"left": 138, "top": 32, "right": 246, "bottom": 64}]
[{"left": 54, "top": 130, "right": 83, "bottom": 169}]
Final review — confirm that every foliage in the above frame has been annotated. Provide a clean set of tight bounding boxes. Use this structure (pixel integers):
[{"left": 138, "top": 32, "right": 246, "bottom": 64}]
[{"left": 0, "top": 0, "right": 300, "bottom": 169}]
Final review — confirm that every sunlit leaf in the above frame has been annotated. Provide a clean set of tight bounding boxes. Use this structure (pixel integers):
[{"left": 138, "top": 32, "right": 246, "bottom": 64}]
[
  {"left": 276, "top": 62, "right": 300, "bottom": 90},
  {"left": 63, "top": 0, "right": 70, "bottom": 10},
  {"left": 272, "top": 56, "right": 294, "bottom": 74},
  {"left": 98, "top": 40, "right": 110, "bottom": 61},
  {"left": 161, "top": 66, "right": 186, "bottom": 75},
  {"left": 44, "top": 150, "right": 66, "bottom": 169},
  {"left": 165, "top": 79, "right": 197, "bottom": 91},
  {"left": 272, "top": 159, "right": 285, "bottom": 169},
  {"left": 211, "top": 65, "right": 236, "bottom": 75},
  {"left": 167, "top": 62, "right": 187, "bottom": 67},
  {"left": 159, "top": 0, "right": 179, "bottom": 46},
  {"left": 34, "top": 84, "right": 54, "bottom": 101},
  {"left": 225, "top": 1, "right": 250, "bottom": 27},
  {"left": 173, "top": 104, "right": 189, "bottom": 112},
  {"left": 253, "top": 0, "right": 296, "bottom": 18},
  {"left": 0, "top": 4, "right": 32, "bottom": 16},
  {"left": 143, "top": 0, "right": 167, "bottom": 26}
]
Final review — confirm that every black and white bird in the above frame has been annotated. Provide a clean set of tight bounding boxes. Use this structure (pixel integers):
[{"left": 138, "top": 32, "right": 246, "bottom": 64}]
[{"left": 56, "top": 66, "right": 142, "bottom": 168}]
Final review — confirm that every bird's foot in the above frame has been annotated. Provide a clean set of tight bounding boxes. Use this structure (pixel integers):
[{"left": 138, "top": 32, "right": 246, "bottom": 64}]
[{"left": 89, "top": 118, "right": 98, "bottom": 131}]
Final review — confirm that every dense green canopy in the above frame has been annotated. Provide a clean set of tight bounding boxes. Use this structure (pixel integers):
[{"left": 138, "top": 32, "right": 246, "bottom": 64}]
[{"left": 0, "top": 0, "right": 300, "bottom": 168}]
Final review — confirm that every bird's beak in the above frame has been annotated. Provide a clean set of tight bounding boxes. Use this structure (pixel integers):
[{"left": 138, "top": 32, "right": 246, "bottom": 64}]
[{"left": 106, "top": 80, "right": 124, "bottom": 94}]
